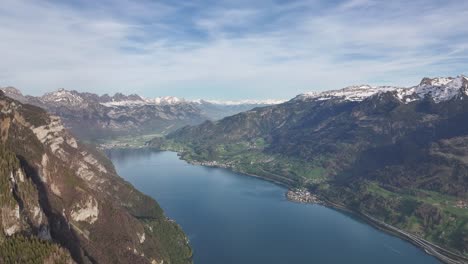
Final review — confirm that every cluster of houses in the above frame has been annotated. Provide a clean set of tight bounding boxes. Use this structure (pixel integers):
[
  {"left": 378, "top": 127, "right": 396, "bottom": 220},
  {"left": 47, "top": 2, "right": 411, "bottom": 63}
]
[
  {"left": 286, "top": 188, "right": 321, "bottom": 204},
  {"left": 455, "top": 200, "right": 468, "bottom": 209}
]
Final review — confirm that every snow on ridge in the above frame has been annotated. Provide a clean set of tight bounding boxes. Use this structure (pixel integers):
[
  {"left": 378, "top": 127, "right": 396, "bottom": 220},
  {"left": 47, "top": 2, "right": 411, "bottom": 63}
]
[
  {"left": 298, "top": 75, "right": 468, "bottom": 104},
  {"left": 146, "top": 96, "right": 184, "bottom": 105},
  {"left": 101, "top": 96, "right": 186, "bottom": 107},
  {"left": 413, "top": 75, "right": 467, "bottom": 103},
  {"left": 101, "top": 100, "right": 147, "bottom": 107},
  {"left": 420, "top": 77, "right": 454, "bottom": 86},
  {"left": 42, "top": 88, "right": 84, "bottom": 105},
  {"left": 297, "top": 85, "right": 401, "bottom": 102}
]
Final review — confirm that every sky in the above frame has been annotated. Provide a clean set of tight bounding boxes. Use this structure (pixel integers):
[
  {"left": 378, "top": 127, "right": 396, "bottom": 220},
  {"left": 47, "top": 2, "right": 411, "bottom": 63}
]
[{"left": 0, "top": 0, "right": 467, "bottom": 100}]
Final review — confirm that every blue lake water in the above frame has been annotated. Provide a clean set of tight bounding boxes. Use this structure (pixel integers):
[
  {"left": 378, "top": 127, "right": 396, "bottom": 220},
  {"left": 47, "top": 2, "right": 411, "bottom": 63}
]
[{"left": 107, "top": 149, "right": 440, "bottom": 264}]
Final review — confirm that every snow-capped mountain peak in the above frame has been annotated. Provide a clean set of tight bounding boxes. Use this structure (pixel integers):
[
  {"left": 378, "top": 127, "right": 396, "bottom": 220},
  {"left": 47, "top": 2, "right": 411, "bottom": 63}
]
[
  {"left": 412, "top": 75, "right": 468, "bottom": 103},
  {"left": 41, "top": 88, "right": 85, "bottom": 106},
  {"left": 0, "top": 86, "right": 23, "bottom": 96},
  {"left": 419, "top": 77, "right": 454, "bottom": 86}
]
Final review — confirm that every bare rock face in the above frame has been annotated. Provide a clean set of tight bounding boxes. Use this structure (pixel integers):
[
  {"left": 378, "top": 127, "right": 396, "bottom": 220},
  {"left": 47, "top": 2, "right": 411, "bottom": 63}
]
[
  {"left": 0, "top": 93, "right": 192, "bottom": 264},
  {"left": 70, "top": 196, "right": 99, "bottom": 224}
]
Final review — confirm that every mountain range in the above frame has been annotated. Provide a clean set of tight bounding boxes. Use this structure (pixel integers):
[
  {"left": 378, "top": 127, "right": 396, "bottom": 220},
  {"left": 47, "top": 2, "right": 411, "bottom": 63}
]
[
  {"left": 0, "top": 87, "right": 284, "bottom": 141},
  {"left": 149, "top": 75, "right": 468, "bottom": 262}
]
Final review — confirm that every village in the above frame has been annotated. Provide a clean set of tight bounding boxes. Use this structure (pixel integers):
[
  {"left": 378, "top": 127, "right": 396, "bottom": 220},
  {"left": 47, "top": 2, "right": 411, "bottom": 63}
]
[
  {"left": 455, "top": 200, "right": 468, "bottom": 209},
  {"left": 286, "top": 188, "right": 321, "bottom": 204}
]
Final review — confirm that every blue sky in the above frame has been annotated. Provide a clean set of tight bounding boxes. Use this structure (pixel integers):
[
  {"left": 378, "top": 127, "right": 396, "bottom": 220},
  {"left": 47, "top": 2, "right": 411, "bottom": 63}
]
[{"left": 0, "top": 0, "right": 467, "bottom": 100}]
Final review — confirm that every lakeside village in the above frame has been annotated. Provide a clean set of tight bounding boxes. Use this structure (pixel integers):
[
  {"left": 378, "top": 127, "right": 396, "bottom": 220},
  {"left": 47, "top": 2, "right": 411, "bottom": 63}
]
[{"left": 287, "top": 188, "right": 322, "bottom": 204}]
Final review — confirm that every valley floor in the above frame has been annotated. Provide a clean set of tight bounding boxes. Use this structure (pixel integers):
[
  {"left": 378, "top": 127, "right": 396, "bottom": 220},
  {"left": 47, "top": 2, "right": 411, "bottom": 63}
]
[{"left": 93, "top": 133, "right": 164, "bottom": 149}]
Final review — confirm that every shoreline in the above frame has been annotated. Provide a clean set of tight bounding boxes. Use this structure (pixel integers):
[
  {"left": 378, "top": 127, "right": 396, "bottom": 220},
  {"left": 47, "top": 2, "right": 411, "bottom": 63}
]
[
  {"left": 322, "top": 200, "right": 468, "bottom": 264},
  {"left": 167, "top": 150, "right": 468, "bottom": 264},
  {"left": 114, "top": 147, "right": 467, "bottom": 264},
  {"left": 177, "top": 155, "right": 295, "bottom": 188}
]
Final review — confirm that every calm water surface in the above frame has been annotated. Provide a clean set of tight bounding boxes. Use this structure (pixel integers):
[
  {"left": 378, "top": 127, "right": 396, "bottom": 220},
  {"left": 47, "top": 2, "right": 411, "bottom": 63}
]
[{"left": 107, "top": 149, "right": 440, "bottom": 264}]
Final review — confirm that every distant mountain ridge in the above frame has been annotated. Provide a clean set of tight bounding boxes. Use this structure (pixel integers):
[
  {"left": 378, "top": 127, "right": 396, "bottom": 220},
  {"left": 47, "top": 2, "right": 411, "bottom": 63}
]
[
  {"left": 0, "top": 87, "right": 283, "bottom": 141},
  {"left": 10, "top": 87, "right": 283, "bottom": 107},
  {"left": 295, "top": 75, "right": 468, "bottom": 103},
  {"left": 100, "top": 95, "right": 284, "bottom": 107}
]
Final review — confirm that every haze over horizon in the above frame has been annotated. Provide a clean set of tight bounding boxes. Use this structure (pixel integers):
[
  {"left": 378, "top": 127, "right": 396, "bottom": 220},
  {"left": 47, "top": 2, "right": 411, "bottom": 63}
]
[{"left": 1, "top": 0, "right": 467, "bottom": 100}]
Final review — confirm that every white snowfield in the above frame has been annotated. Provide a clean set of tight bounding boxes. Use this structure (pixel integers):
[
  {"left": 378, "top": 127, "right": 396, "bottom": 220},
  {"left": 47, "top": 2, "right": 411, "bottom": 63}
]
[{"left": 297, "top": 75, "right": 468, "bottom": 104}]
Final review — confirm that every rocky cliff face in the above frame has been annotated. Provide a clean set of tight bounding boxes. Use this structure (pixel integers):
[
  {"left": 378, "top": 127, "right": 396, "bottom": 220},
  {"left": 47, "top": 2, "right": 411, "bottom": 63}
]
[{"left": 0, "top": 90, "right": 192, "bottom": 264}]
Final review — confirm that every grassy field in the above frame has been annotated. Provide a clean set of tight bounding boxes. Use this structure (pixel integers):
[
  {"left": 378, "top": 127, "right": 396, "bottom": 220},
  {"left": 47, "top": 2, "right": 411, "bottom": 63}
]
[{"left": 364, "top": 181, "right": 468, "bottom": 252}]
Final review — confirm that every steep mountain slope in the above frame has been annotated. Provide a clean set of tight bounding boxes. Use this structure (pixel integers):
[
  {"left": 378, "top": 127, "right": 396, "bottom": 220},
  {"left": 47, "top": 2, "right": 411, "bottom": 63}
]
[
  {"left": 0, "top": 91, "right": 192, "bottom": 264},
  {"left": 150, "top": 76, "right": 468, "bottom": 261},
  {"left": 0, "top": 88, "right": 282, "bottom": 141}
]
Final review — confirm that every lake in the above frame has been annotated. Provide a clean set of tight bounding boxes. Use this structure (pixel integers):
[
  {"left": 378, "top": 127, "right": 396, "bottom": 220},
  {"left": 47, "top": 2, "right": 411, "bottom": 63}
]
[{"left": 107, "top": 149, "right": 440, "bottom": 264}]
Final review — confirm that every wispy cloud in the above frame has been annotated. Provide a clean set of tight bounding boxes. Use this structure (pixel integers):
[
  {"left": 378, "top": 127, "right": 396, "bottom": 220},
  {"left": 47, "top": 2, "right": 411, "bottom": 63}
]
[
  {"left": 338, "top": 0, "right": 376, "bottom": 10},
  {"left": 0, "top": 0, "right": 467, "bottom": 99}
]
